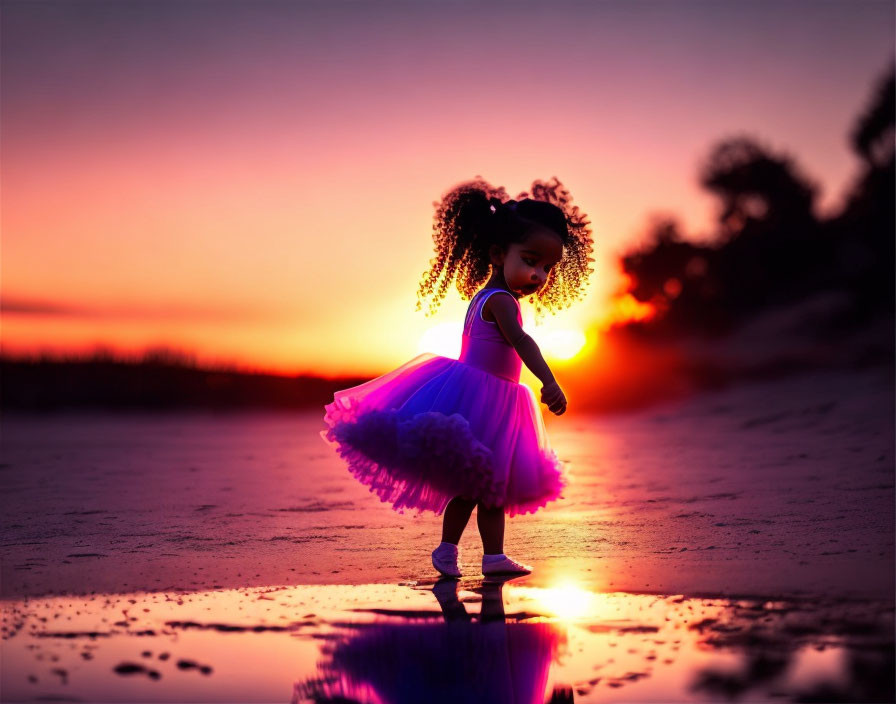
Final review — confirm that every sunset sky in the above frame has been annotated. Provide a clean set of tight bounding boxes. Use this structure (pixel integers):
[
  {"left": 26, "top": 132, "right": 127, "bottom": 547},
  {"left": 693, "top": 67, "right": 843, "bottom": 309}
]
[{"left": 2, "top": 0, "right": 892, "bottom": 378}]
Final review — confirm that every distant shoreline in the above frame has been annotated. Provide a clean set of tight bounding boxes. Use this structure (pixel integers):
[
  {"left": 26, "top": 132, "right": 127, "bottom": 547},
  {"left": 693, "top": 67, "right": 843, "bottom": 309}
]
[{"left": 0, "top": 354, "right": 369, "bottom": 413}]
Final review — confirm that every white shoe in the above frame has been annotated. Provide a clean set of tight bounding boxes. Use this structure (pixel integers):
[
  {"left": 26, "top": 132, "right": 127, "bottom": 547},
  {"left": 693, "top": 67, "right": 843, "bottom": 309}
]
[
  {"left": 432, "top": 545, "right": 461, "bottom": 578},
  {"left": 481, "top": 555, "right": 532, "bottom": 576}
]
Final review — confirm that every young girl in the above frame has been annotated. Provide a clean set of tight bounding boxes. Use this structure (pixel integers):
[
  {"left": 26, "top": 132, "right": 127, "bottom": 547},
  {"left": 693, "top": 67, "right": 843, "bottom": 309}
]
[{"left": 320, "top": 176, "right": 594, "bottom": 578}]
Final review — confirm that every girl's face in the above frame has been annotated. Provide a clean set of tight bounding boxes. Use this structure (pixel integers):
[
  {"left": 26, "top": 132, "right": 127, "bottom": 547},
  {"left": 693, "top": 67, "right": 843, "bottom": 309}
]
[{"left": 494, "top": 226, "right": 564, "bottom": 296}]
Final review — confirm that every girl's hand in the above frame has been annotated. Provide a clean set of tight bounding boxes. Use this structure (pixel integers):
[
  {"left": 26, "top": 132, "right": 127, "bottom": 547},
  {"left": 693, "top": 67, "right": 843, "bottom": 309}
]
[{"left": 540, "top": 380, "right": 567, "bottom": 415}]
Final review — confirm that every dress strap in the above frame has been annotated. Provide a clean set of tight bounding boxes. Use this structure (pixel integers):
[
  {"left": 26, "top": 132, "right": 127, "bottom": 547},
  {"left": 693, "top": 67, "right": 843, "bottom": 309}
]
[
  {"left": 476, "top": 289, "right": 518, "bottom": 325},
  {"left": 463, "top": 288, "right": 519, "bottom": 335}
]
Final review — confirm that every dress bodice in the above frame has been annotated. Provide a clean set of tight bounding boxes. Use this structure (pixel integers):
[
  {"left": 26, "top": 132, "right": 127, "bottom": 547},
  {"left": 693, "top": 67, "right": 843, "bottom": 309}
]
[{"left": 458, "top": 288, "right": 523, "bottom": 383}]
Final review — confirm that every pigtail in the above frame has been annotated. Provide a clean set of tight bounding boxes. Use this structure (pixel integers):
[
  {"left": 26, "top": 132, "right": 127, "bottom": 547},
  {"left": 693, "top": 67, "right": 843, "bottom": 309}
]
[
  {"left": 521, "top": 177, "right": 596, "bottom": 321},
  {"left": 415, "top": 176, "right": 510, "bottom": 317},
  {"left": 415, "top": 175, "right": 595, "bottom": 321}
]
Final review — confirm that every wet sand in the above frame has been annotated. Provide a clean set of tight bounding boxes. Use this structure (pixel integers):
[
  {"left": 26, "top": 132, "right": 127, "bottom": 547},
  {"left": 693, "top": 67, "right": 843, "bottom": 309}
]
[
  {"left": 1, "top": 363, "right": 894, "bottom": 701},
  {"left": 2, "top": 364, "right": 892, "bottom": 601},
  {"left": 2, "top": 580, "right": 893, "bottom": 702}
]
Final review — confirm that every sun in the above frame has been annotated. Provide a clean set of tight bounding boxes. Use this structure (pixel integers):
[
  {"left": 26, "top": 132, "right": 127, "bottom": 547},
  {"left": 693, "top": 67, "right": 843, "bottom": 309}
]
[
  {"left": 417, "top": 322, "right": 463, "bottom": 358},
  {"left": 535, "top": 328, "right": 587, "bottom": 360}
]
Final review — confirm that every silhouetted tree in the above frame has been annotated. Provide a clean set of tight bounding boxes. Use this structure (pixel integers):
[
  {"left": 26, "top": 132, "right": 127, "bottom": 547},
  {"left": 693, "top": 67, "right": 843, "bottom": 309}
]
[
  {"left": 826, "top": 62, "right": 895, "bottom": 320},
  {"left": 698, "top": 136, "right": 830, "bottom": 307},
  {"left": 850, "top": 64, "right": 895, "bottom": 168},
  {"left": 619, "top": 61, "right": 894, "bottom": 338},
  {"left": 620, "top": 217, "right": 730, "bottom": 337}
]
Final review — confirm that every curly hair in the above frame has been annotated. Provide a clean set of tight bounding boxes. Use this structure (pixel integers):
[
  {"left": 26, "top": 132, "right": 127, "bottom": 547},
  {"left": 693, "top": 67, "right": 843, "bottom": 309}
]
[{"left": 415, "top": 175, "right": 595, "bottom": 323}]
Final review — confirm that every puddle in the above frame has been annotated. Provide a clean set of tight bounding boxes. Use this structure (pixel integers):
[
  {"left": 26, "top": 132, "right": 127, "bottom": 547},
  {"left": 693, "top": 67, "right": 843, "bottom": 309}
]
[{"left": 2, "top": 579, "right": 892, "bottom": 702}]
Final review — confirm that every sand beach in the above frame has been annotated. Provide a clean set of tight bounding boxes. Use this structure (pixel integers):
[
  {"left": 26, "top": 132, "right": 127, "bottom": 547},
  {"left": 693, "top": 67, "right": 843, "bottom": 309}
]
[{"left": 2, "top": 362, "right": 893, "bottom": 702}]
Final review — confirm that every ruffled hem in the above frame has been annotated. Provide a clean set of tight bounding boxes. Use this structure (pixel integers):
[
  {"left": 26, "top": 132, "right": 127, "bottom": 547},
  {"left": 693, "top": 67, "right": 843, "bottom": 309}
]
[
  {"left": 320, "top": 391, "right": 570, "bottom": 518},
  {"left": 505, "top": 447, "right": 569, "bottom": 518}
]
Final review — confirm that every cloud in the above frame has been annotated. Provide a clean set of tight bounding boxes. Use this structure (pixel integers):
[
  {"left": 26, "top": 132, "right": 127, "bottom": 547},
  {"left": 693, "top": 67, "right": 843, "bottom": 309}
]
[{"left": 0, "top": 296, "right": 285, "bottom": 323}]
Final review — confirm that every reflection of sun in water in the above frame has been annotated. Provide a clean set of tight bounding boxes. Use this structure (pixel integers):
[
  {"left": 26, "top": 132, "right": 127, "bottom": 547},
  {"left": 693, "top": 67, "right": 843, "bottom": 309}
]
[
  {"left": 417, "top": 323, "right": 463, "bottom": 358},
  {"left": 518, "top": 582, "right": 599, "bottom": 621}
]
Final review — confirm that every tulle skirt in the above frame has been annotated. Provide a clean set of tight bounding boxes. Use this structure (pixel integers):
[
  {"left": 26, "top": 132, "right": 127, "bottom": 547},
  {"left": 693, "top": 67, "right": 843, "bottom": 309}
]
[{"left": 320, "top": 352, "right": 569, "bottom": 517}]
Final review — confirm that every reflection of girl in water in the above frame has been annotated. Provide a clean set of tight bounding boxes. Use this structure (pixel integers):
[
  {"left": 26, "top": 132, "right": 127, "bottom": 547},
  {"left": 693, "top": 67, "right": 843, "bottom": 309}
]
[
  {"left": 320, "top": 176, "right": 594, "bottom": 578},
  {"left": 293, "top": 578, "right": 569, "bottom": 704}
]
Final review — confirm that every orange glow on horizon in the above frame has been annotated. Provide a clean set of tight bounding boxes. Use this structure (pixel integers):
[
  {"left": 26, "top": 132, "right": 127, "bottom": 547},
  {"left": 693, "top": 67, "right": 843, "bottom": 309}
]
[
  {"left": 597, "top": 292, "right": 658, "bottom": 330},
  {"left": 592, "top": 270, "right": 660, "bottom": 333}
]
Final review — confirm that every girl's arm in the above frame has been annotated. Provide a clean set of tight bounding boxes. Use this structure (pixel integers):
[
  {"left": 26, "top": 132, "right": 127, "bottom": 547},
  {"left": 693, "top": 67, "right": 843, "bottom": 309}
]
[{"left": 489, "top": 295, "right": 567, "bottom": 414}]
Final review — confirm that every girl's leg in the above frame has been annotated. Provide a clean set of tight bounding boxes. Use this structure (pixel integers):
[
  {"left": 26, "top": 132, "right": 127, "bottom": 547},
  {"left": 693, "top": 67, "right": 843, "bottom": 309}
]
[
  {"left": 476, "top": 502, "right": 505, "bottom": 554},
  {"left": 441, "top": 496, "right": 476, "bottom": 544}
]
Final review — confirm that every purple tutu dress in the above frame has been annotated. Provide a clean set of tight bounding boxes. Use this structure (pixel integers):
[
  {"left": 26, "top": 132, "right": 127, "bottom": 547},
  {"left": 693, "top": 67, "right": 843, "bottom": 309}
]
[{"left": 320, "top": 288, "right": 569, "bottom": 517}]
